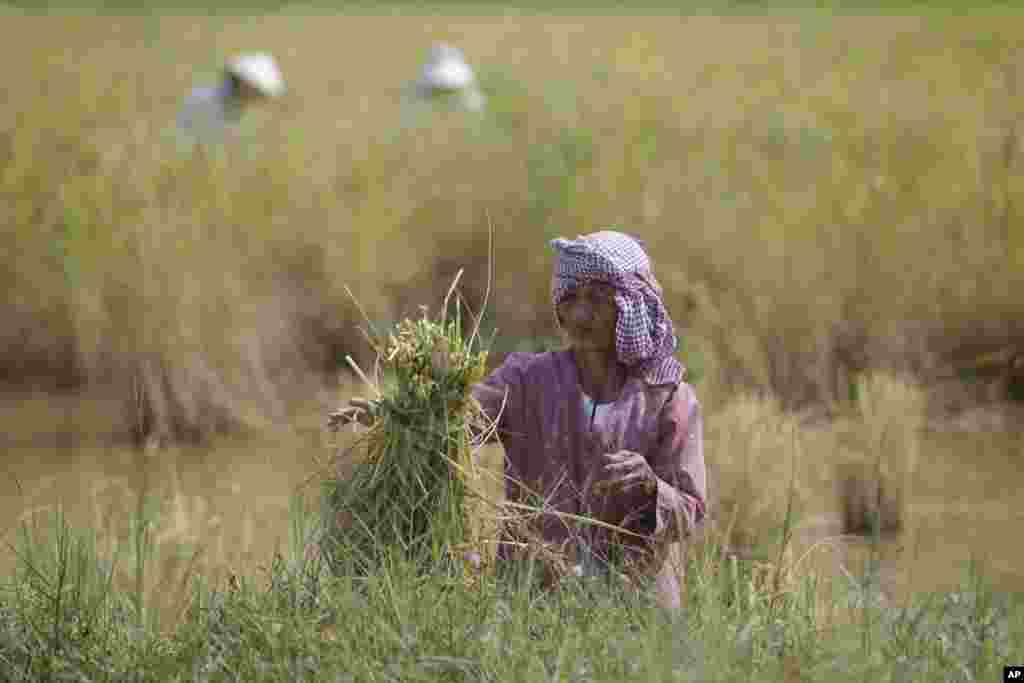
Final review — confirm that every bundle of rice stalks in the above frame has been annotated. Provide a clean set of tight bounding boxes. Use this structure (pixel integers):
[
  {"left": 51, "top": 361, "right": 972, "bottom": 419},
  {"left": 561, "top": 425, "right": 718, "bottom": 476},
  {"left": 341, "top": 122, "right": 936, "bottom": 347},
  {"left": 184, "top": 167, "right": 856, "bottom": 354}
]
[
  {"left": 490, "top": 501, "right": 579, "bottom": 588},
  {"left": 321, "top": 277, "right": 496, "bottom": 578}
]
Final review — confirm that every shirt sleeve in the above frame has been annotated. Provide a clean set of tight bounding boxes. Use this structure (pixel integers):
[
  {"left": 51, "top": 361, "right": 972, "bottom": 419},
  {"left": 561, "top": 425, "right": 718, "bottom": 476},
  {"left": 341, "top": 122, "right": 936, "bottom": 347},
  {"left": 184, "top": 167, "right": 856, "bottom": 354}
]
[
  {"left": 649, "top": 384, "right": 707, "bottom": 543},
  {"left": 177, "top": 89, "right": 227, "bottom": 144},
  {"left": 177, "top": 91, "right": 207, "bottom": 131},
  {"left": 469, "top": 352, "right": 530, "bottom": 444}
]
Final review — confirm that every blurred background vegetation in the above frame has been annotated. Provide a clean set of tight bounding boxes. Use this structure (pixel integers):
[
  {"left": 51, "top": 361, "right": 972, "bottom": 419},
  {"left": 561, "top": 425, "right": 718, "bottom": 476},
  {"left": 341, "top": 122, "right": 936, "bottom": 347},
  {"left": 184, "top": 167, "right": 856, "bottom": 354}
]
[
  {"left": 1, "top": 6, "right": 1023, "bottom": 630},
  {"left": 2, "top": 9, "right": 1022, "bottom": 436}
]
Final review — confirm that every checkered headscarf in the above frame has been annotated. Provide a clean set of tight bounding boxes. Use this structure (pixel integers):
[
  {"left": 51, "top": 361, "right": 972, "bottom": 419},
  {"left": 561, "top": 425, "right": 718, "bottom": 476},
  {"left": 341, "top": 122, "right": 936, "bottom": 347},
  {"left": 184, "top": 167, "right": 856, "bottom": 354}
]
[{"left": 550, "top": 230, "right": 684, "bottom": 386}]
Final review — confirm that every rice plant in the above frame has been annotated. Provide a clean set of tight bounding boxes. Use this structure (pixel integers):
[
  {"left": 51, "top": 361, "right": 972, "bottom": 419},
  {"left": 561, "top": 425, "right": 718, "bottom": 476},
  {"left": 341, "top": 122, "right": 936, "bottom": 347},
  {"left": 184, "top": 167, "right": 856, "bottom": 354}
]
[{"left": 319, "top": 273, "right": 494, "bottom": 578}]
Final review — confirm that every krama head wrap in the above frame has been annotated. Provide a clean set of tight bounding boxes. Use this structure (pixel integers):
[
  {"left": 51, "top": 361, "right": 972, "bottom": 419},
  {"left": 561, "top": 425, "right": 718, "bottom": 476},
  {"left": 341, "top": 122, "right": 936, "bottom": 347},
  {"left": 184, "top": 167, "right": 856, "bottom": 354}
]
[{"left": 550, "top": 230, "right": 684, "bottom": 386}]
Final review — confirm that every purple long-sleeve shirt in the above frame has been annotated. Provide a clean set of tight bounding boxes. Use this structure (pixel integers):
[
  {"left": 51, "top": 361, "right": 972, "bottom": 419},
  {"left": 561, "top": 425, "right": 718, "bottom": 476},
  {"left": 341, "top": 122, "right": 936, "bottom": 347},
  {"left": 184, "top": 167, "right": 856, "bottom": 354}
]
[{"left": 471, "top": 350, "right": 707, "bottom": 607}]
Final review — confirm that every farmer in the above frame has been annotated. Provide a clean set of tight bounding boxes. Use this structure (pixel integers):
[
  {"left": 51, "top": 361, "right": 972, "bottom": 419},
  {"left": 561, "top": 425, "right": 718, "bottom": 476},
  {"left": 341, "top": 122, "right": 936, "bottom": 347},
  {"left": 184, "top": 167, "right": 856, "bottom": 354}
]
[
  {"left": 335, "top": 231, "right": 706, "bottom": 609},
  {"left": 177, "top": 53, "right": 286, "bottom": 144},
  {"left": 412, "top": 42, "right": 486, "bottom": 113}
]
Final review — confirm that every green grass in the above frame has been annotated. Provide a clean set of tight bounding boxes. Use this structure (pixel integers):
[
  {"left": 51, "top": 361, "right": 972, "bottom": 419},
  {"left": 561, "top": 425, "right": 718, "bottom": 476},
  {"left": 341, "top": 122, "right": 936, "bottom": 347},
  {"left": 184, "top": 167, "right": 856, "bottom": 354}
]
[{"left": 2, "top": 495, "right": 1020, "bottom": 682}]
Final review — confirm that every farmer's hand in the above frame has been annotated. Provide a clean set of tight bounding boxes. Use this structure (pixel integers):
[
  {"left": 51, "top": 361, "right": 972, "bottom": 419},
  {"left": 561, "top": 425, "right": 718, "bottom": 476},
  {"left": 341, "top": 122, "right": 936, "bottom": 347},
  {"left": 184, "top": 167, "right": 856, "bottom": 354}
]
[
  {"left": 327, "top": 397, "right": 379, "bottom": 431},
  {"left": 600, "top": 450, "right": 658, "bottom": 495}
]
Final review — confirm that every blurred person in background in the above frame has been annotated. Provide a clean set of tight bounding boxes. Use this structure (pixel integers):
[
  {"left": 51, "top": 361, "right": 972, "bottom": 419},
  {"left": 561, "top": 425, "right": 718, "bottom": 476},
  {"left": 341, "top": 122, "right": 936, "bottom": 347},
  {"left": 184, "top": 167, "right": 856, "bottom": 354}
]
[
  {"left": 177, "top": 53, "right": 286, "bottom": 145},
  {"left": 333, "top": 230, "right": 707, "bottom": 609},
  {"left": 412, "top": 42, "right": 486, "bottom": 113}
]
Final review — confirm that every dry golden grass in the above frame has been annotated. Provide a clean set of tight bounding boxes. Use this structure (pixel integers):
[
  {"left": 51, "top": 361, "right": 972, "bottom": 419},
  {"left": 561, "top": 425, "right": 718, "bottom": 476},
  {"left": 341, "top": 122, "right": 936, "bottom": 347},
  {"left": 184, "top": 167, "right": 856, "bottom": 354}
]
[
  {"left": 5, "top": 14, "right": 1023, "bottom": 436},
  {"left": 702, "top": 372, "right": 917, "bottom": 548},
  {"left": 3, "top": 13, "right": 1024, "bottom": 609},
  {"left": 6, "top": 16, "right": 1024, "bottom": 383}
]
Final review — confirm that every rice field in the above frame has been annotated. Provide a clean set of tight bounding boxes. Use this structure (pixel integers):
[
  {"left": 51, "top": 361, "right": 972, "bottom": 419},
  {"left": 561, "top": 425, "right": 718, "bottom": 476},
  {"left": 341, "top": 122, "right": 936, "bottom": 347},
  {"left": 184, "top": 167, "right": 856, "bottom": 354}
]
[
  {"left": 3, "top": 400, "right": 1022, "bottom": 680},
  {"left": 2, "top": 6, "right": 1024, "bottom": 680}
]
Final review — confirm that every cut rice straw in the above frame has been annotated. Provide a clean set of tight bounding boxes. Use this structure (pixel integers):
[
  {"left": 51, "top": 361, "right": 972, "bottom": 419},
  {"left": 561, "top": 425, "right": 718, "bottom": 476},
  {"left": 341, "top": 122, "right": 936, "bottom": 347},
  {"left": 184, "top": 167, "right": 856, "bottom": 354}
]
[
  {"left": 467, "top": 209, "right": 495, "bottom": 351},
  {"left": 344, "top": 354, "right": 380, "bottom": 400}
]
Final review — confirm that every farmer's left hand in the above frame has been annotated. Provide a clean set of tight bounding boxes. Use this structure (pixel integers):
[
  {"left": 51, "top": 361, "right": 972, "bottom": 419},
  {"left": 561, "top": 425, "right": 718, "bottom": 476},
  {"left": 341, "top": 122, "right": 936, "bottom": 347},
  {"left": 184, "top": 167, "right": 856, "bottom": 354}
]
[{"left": 602, "top": 450, "right": 658, "bottom": 495}]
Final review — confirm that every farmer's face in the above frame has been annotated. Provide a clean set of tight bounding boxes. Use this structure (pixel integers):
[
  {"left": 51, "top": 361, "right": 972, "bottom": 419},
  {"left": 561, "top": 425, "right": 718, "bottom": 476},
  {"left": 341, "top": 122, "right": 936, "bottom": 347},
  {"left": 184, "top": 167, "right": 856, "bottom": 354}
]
[
  {"left": 227, "top": 72, "right": 270, "bottom": 106},
  {"left": 557, "top": 281, "right": 618, "bottom": 352},
  {"left": 237, "top": 79, "right": 268, "bottom": 104}
]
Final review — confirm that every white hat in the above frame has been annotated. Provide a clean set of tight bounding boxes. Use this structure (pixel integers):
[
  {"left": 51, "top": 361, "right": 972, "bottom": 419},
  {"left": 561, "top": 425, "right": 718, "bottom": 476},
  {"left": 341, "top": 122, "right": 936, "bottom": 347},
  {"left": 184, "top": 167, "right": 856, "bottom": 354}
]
[
  {"left": 419, "top": 42, "right": 476, "bottom": 93},
  {"left": 227, "top": 53, "right": 285, "bottom": 98}
]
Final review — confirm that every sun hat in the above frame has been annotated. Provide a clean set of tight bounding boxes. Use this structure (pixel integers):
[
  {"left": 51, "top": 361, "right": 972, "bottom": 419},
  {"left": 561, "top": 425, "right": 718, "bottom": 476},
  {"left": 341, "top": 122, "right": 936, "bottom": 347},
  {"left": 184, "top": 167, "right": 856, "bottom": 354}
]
[
  {"left": 419, "top": 43, "right": 476, "bottom": 93},
  {"left": 226, "top": 53, "right": 286, "bottom": 98}
]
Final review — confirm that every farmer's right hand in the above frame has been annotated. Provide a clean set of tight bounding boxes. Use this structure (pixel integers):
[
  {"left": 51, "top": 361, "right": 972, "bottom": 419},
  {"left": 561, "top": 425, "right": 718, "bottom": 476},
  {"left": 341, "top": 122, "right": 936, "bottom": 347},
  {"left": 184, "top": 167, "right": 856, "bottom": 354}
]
[{"left": 327, "top": 397, "right": 379, "bottom": 431}]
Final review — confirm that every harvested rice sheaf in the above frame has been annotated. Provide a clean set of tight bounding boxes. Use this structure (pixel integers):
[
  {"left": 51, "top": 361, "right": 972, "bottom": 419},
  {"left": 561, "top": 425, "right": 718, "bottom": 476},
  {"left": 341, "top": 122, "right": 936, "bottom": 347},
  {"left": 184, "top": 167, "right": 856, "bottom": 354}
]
[{"left": 323, "top": 304, "right": 494, "bottom": 578}]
